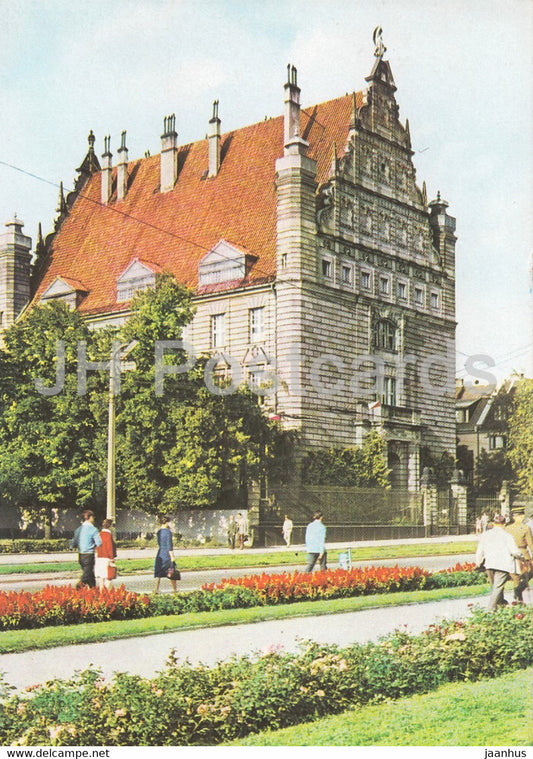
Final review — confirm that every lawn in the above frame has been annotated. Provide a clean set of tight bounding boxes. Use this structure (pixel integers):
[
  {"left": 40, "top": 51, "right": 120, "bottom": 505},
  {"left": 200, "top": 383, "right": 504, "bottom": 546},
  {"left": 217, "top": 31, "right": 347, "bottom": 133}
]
[
  {"left": 0, "top": 584, "right": 488, "bottom": 654},
  {"left": 0, "top": 540, "right": 477, "bottom": 576},
  {"left": 232, "top": 666, "right": 533, "bottom": 746}
]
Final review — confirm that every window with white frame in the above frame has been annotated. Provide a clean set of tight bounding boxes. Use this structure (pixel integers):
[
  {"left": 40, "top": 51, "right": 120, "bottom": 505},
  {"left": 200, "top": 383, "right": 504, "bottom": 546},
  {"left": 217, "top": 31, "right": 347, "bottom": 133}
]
[
  {"left": 382, "top": 376, "right": 397, "bottom": 406},
  {"left": 397, "top": 281, "right": 408, "bottom": 301},
  {"left": 210, "top": 313, "right": 226, "bottom": 348},
  {"left": 379, "top": 276, "right": 390, "bottom": 296},
  {"left": 373, "top": 319, "right": 397, "bottom": 351},
  {"left": 322, "top": 258, "right": 332, "bottom": 279},
  {"left": 414, "top": 286, "right": 424, "bottom": 307},
  {"left": 430, "top": 291, "right": 440, "bottom": 310},
  {"left": 249, "top": 307, "right": 265, "bottom": 342},
  {"left": 361, "top": 270, "right": 372, "bottom": 290},
  {"left": 341, "top": 264, "right": 353, "bottom": 286},
  {"left": 489, "top": 435, "right": 506, "bottom": 450}
]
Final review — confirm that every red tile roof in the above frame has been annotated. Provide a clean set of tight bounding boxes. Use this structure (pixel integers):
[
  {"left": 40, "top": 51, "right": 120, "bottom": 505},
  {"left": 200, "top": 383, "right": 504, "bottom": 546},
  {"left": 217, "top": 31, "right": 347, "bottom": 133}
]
[{"left": 34, "top": 92, "right": 358, "bottom": 315}]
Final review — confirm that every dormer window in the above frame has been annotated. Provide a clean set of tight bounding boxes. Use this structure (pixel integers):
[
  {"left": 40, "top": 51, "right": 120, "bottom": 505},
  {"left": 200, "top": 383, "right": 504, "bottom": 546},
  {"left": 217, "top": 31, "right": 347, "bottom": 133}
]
[
  {"left": 198, "top": 240, "right": 257, "bottom": 287},
  {"left": 40, "top": 276, "right": 88, "bottom": 309},
  {"left": 116, "top": 259, "right": 158, "bottom": 302}
]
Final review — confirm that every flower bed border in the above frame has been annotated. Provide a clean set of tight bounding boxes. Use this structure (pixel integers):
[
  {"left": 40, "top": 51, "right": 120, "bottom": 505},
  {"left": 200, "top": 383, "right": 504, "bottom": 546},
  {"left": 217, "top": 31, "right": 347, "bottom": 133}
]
[{"left": 0, "top": 563, "right": 486, "bottom": 632}]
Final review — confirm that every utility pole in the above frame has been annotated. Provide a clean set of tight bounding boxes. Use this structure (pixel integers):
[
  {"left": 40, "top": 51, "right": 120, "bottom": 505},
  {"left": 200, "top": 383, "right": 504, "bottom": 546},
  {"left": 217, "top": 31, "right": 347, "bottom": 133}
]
[{"left": 106, "top": 341, "right": 138, "bottom": 522}]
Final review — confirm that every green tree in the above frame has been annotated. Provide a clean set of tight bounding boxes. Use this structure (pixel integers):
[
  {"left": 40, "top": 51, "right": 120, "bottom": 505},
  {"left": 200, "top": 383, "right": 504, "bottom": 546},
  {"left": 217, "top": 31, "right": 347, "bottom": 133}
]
[
  {"left": 475, "top": 448, "right": 515, "bottom": 493},
  {"left": 0, "top": 302, "right": 103, "bottom": 532},
  {"left": 301, "top": 431, "right": 390, "bottom": 487},
  {"left": 508, "top": 377, "right": 533, "bottom": 493},
  {"left": 115, "top": 273, "right": 290, "bottom": 512}
]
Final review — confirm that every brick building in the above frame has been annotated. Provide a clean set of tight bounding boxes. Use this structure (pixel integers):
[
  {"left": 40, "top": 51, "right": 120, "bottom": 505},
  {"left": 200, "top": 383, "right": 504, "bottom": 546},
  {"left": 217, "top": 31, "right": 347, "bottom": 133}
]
[{"left": 0, "top": 37, "right": 457, "bottom": 491}]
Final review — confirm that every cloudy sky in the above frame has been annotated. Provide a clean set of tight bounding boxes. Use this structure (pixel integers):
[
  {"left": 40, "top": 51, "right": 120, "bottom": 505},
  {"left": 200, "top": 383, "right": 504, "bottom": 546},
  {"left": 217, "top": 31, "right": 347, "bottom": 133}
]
[{"left": 1, "top": 0, "right": 531, "bottom": 383}]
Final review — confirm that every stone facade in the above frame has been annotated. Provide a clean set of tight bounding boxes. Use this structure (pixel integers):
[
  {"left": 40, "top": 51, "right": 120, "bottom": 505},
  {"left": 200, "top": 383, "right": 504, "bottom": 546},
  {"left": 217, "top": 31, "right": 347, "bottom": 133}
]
[{"left": 0, "top": 41, "right": 457, "bottom": 491}]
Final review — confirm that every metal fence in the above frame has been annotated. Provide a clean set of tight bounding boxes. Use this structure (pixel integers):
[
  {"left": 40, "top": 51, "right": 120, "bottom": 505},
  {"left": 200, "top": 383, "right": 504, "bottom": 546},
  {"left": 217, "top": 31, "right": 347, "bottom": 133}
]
[{"left": 260, "top": 485, "right": 425, "bottom": 545}]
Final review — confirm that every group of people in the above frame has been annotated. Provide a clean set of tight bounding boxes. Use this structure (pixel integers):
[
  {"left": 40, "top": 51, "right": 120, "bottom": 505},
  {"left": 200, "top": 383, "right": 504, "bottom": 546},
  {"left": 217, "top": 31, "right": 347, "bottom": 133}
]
[
  {"left": 71, "top": 511, "right": 178, "bottom": 594},
  {"left": 475, "top": 511, "right": 533, "bottom": 610},
  {"left": 70, "top": 510, "right": 117, "bottom": 590},
  {"left": 226, "top": 512, "right": 250, "bottom": 550}
]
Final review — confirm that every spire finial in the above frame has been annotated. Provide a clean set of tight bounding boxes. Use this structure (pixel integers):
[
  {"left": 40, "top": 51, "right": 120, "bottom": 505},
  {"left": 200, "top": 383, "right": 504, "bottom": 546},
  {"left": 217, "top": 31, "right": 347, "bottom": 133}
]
[
  {"left": 373, "top": 26, "right": 386, "bottom": 57},
  {"left": 88, "top": 130, "right": 95, "bottom": 149}
]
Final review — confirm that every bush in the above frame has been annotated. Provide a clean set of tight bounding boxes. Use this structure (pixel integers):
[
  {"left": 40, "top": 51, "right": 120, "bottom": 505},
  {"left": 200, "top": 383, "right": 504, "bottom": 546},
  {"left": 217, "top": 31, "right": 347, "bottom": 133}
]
[
  {"left": 0, "top": 539, "right": 71, "bottom": 555},
  {"left": 1, "top": 605, "right": 531, "bottom": 746}
]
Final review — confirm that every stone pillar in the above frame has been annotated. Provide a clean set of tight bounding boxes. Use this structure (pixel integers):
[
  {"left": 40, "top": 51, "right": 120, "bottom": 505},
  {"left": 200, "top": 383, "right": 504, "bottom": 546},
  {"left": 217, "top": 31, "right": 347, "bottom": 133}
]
[
  {"left": 450, "top": 469, "right": 468, "bottom": 534},
  {"left": 407, "top": 443, "right": 420, "bottom": 492},
  {"left": 420, "top": 467, "right": 437, "bottom": 537}
]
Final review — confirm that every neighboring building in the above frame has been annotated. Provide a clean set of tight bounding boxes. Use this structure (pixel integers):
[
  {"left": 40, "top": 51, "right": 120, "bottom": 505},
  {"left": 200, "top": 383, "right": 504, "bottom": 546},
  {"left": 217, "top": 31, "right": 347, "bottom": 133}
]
[
  {"left": 0, "top": 33, "right": 457, "bottom": 490},
  {"left": 455, "top": 377, "right": 517, "bottom": 484}
]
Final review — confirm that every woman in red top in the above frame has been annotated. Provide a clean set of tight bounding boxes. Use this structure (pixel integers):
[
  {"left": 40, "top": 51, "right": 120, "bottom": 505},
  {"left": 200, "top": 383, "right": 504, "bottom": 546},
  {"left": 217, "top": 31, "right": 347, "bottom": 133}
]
[{"left": 95, "top": 519, "right": 117, "bottom": 590}]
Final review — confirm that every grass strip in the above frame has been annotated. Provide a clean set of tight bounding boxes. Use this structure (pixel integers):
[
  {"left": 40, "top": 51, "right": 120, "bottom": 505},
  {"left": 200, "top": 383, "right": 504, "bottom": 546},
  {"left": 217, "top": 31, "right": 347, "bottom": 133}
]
[
  {"left": 0, "top": 541, "right": 477, "bottom": 576},
  {"left": 0, "top": 584, "right": 488, "bottom": 654},
  {"left": 232, "top": 666, "right": 533, "bottom": 746}
]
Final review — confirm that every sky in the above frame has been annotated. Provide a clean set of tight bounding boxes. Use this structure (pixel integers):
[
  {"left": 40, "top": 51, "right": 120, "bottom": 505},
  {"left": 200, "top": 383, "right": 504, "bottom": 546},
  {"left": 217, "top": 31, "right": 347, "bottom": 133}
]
[{"left": 0, "top": 0, "right": 531, "bottom": 385}]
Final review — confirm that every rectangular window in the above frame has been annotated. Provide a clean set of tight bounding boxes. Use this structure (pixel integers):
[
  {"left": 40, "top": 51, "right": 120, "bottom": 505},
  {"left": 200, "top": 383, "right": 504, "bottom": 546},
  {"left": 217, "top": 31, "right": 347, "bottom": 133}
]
[
  {"left": 397, "top": 282, "right": 407, "bottom": 300},
  {"left": 322, "top": 259, "right": 332, "bottom": 278},
  {"left": 211, "top": 313, "right": 226, "bottom": 348},
  {"left": 341, "top": 265, "right": 352, "bottom": 285},
  {"left": 456, "top": 408, "right": 470, "bottom": 423},
  {"left": 379, "top": 276, "right": 390, "bottom": 296},
  {"left": 249, "top": 307, "right": 265, "bottom": 342},
  {"left": 414, "top": 287, "right": 424, "bottom": 306},
  {"left": 489, "top": 435, "right": 506, "bottom": 450},
  {"left": 430, "top": 291, "right": 440, "bottom": 310},
  {"left": 382, "top": 376, "right": 397, "bottom": 406},
  {"left": 281, "top": 253, "right": 288, "bottom": 270},
  {"left": 361, "top": 271, "right": 371, "bottom": 290}
]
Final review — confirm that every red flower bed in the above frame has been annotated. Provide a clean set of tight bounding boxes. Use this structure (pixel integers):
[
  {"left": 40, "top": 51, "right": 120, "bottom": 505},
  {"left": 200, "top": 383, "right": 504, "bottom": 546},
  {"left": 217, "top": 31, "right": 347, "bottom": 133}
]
[
  {"left": 0, "top": 585, "right": 150, "bottom": 631},
  {"left": 202, "top": 565, "right": 433, "bottom": 604}
]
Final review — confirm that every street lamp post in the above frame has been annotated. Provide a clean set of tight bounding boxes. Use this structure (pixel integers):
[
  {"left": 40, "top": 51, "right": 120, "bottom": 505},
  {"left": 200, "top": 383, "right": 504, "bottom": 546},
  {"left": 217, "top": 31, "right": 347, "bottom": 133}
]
[{"left": 106, "top": 341, "right": 138, "bottom": 522}]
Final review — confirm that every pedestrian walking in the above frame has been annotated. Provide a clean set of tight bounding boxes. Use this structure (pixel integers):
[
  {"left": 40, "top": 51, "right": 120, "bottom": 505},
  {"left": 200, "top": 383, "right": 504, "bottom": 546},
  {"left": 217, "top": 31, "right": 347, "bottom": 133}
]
[
  {"left": 505, "top": 512, "right": 533, "bottom": 603},
  {"left": 480, "top": 511, "right": 489, "bottom": 532},
  {"left": 282, "top": 514, "right": 293, "bottom": 547},
  {"left": 227, "top": 514, "right": 238, "bottom": 550},
  {"left": 154, "top": 515, "right": 178, "bottom": 594},
  {"left": 236, "top": 512, "right": 249, "bottom": 550},
  {"left": 70, "top": 510, "right": 102, "bottom": 588},
  {"left": 95, "top": 519, "right": 117, "bottom": 590},
  {"left": 305, "top": 511, "right": 327, "bottom": 572},
  {"left": 475, "top": 513, "right": 523, "bottom": 610}
]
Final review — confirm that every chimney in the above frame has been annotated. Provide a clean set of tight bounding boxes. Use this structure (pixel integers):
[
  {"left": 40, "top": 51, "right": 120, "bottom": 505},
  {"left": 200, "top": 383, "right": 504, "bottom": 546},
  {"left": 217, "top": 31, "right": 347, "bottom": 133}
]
[
  {"left": 208, "top": 100, "right": 221, "bottom": 177},
  {"left": 160, "top": 114, "right": 178, "bottom": 192},
  {"left": 117, "top": 131, "right": 128, "bottom": 201},
  {"left": 284, "top": 64, "right": 302, "bottom": 147},
  {"left": 101, "top": 135, "right": 113, "bottom": 205},
  {"left": 0, "top": 216, "right": 32, "bottom": 330}
]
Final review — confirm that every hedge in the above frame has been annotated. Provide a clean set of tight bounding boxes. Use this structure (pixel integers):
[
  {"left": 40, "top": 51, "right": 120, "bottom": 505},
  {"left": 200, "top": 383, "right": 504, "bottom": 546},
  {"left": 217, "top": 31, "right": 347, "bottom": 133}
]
[{"left": 2, "top": 605, "right": 531, "bottom": 746}]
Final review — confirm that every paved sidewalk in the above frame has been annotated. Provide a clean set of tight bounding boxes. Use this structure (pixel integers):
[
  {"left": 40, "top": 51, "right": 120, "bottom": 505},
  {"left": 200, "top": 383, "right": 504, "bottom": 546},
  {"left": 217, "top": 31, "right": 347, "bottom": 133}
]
[
  {"left": 0, "top": 533, "right": 477, "bottom": 565},
  {"left": 0, "top": 594, "right": 487, "bottom": 691}
]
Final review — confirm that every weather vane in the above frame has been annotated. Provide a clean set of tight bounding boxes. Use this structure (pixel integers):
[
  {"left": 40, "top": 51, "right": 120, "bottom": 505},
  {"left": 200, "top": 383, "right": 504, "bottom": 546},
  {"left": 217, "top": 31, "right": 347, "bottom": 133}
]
[{"left": 373, "top": 26, "right": 386, "bottom": 57}]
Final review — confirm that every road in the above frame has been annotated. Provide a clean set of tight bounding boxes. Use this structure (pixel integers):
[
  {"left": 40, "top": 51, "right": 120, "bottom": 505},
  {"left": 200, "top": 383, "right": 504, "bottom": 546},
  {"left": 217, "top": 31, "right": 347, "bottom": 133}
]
[{"left": 1, "top": 552, "right": 476, "bottom": 594}]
